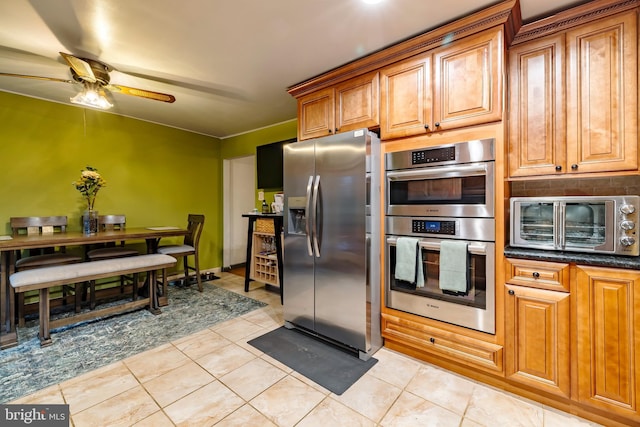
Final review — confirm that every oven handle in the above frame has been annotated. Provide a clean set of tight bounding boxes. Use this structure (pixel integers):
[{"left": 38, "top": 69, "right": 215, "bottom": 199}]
[
  {"left": 386, "top": 237, "right": 488, "bottom": 255},
  {"left": 386, "top": 163, "right": 487, "bottom": 181}
]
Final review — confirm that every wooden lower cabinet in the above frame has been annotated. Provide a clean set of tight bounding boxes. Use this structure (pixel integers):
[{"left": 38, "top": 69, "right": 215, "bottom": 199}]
[
  {"left": 505, "top": 284, "right": 571, "bottom": 398},
  {"left": 381, "top": 313, "right": 503, "bottom": 375},
  {"left": 501, "top": 260, "right": 640, "bottom": 424},
  {"left": 574, "top": 265, "right": 640, "bottom": 421},
  {"left": 385, "top": 258, "right": 640, "bottom": 425}
]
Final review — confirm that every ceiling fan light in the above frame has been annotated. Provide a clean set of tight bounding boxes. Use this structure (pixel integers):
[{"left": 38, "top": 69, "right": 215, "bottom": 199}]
[{"left": 70, "top": 87, "right": 113, "bottom": 110}]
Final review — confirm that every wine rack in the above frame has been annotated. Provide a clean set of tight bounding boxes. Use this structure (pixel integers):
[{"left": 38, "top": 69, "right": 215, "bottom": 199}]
[{"left": 250, "top": 232, "right": 280, "bottom": 286}]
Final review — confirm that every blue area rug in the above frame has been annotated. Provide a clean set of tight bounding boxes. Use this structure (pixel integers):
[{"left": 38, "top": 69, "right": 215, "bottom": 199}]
[{"left": 0, "top": 280, "right": 266, "bottom": 403}]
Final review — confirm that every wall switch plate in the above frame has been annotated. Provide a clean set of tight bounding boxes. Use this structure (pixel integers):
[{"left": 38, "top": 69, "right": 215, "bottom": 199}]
[{"left": 258, "top": 191, "right": 264, "bottom": 201}]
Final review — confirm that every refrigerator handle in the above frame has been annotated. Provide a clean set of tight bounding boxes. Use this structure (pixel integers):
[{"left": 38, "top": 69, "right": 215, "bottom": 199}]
[
  {"left": 305, "top": 175, "right": 314, "bottom": 257},
  {"left": 312, "top": 175, "right": 321, "bottom": 258}
]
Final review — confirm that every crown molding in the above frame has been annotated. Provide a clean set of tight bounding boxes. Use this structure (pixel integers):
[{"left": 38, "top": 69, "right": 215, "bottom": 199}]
[{"left": 288, "top": 0, "right": 521, "bottom": 98}]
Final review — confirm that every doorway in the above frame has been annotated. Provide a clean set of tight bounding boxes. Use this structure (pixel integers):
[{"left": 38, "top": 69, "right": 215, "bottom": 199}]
[{"left": 223, "top": 155, "right": 255, "bottom": 270}]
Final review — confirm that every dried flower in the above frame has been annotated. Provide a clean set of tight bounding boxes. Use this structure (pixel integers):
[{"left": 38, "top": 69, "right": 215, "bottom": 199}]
[{"left": 73, "top": 166, "right": 106, "bottom": 211}]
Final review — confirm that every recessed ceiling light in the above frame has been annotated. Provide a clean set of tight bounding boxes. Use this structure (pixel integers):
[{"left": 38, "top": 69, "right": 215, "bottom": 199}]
[{"left": 362, "top": 0, "right": 384, "bottom": 4}]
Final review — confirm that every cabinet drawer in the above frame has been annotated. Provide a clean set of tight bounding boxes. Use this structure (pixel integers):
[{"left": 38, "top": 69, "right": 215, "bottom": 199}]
[
  {"left": 382, "top": 313, "right": 503, "bottom": 374},
  {"left": 505, "top": 258, "right": 570, "bottom": 292}
]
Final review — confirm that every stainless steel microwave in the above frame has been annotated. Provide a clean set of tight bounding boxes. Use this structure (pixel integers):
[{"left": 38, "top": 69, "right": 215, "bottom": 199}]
[{"left": 510, "top": 196, "right": 640, "bottom": 256}]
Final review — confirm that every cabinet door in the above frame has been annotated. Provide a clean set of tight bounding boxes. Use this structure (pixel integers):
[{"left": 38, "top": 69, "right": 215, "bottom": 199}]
[
  {"left": 432, "top": 28, "right": 502, "bottom": 131},
  {"left": 505, "top": 284, "right": 570, "bottom": 398},
  {"left": 566, "top": 11, "right": 638, "bottom": 174},
  {"left": 575, "top": 265, "right": 640, "bottom": 418},
  {"left": 508, "top": 34, "right": 566, "bottom": 177},
  {"left": 298, "top": 87, "right": 335, "bottom": 141},
  {"left": 335, "top": 71, "right": 379, "bottom": 133},
  {"left": 380, "top": 53, "right": 432, "bottom": 139}
]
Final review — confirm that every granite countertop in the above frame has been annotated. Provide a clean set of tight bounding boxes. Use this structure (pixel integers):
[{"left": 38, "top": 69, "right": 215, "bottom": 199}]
[{"left": 504, "top": 246, "right": 640, "bottom": 270}]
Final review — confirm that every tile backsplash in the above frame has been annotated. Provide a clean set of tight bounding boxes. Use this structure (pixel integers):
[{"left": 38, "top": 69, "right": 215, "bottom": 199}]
[{"left": 511, "top": 176, "right": 640, "bottom": 197}]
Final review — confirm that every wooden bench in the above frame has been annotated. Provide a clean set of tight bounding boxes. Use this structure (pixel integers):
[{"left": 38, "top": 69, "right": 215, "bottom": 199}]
[{"left": 10, "top": 254, "right": 177, "bottom": 346}]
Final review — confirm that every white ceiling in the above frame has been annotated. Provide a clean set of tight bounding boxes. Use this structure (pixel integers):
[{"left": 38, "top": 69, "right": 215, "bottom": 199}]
[{"left": 0, "top": 0, "right": 588, "bottom": 139}]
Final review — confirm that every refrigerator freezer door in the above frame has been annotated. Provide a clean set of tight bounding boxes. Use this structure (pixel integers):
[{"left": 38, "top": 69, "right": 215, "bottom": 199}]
[
  {"left": 283, "top": 140, "right": 316, "bottom": 331},
  {"left": 313, "top": 132, "right": 368, "bottom": 350}
]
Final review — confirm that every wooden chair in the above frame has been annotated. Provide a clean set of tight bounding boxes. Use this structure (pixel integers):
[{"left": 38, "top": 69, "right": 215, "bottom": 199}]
[
  {"left": 157, "top": 214, "right": 205, "bottom": 293},
  {"left": 85, "top": 215, "right": 139, "bottom": 309},
  {"left": 10, "top": 216, "right": 83, "bottom": 326}
]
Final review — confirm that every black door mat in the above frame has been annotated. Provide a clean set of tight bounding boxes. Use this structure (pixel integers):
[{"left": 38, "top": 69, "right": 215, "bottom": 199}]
[{"left": 248, "top": 326, "right": 377, "bottom": 395}]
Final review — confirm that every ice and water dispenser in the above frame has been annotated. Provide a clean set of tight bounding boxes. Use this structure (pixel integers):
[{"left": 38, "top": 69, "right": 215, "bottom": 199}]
[{"left": 288, "top": 196, "right": 307, "bottom": 235}]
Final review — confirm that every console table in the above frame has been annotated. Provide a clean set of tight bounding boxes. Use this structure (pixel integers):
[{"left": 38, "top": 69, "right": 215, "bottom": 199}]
[{"left": 241, "top": 213, "right": 283, "bottom": 303}]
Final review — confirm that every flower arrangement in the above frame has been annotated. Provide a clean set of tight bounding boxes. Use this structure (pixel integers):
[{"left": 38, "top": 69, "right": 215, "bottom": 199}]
[{"left": 73, "top": 166, "right": 106, "bottom": 211}]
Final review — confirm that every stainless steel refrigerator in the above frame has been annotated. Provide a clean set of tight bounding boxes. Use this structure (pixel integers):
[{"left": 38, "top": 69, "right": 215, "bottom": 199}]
[{"left": 283, "top": 128, "right": 381, "bottom": 360}]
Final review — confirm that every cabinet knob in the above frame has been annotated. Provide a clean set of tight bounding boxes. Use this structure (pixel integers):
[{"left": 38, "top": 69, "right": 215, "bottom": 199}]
[
  {"left": 335, "top": 128, "right": 339, "bottom": 133},
  {"left": 328, "top": 129, "right": 333, "bottom": 134},
  {"left": 508, "top": 290, "right": 515, "bottom": 295},
  {"left": 424, "top": 124, "right": 429, "bottom": 130},
  {"left": 429, "top": 337, "right": 435, "bottom": 344},
  {"left": 555, "top": 165, "right": 562, "bottom": 172},
  {"left": 532, "top": 272, "right": 540, "bottom": 278},
  {"left": 571, "top": 164, "right": 578, "bottom": 170},
  {"left": 434, "top": 122, "right": 440, "bottom": 127}
]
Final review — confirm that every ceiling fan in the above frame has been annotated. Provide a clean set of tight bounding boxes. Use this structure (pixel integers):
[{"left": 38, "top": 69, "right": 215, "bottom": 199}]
[{"left": 0, "top": 52, "right": 176, "bottom": 109}]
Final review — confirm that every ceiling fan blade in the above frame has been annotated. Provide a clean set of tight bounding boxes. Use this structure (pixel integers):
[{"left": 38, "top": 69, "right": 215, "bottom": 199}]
[
  {"left": 107, "top": 84, "right": 175, "bottom": 103},
  {"left": 60, "top": 52, "right": 96, "bottom": 82},
  {"left": 0, "top": 72, "right": 74, "bottom": 84},
  {"left": 110, "top": 66, "right": 247, "bottom": 100}
]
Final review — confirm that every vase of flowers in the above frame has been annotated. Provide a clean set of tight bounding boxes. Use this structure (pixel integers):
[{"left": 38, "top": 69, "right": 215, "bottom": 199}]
[{"left": 74, "top": 166, "right": 106, "bottom": 235}]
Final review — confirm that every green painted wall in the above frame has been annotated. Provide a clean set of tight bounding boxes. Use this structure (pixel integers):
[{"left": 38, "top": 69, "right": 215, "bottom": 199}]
[
  {"left": 221, "top": 120, "right": 297, "bottom": 207},
  {"left": 0, "top": 91, "right": 299, "bottom": 273},
  {"left": 0, "top": 91, "right": 222, "bottom": 271}
]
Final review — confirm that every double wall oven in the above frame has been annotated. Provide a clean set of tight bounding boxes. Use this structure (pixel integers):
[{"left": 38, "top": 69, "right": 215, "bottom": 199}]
[{"left": 385, "top": 139, "right": 496, "bottom": 334}]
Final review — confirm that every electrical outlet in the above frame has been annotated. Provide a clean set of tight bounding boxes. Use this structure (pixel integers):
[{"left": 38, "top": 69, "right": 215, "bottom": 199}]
[{"left": 258, "top": 191, "right": 264, "bottom": 201}]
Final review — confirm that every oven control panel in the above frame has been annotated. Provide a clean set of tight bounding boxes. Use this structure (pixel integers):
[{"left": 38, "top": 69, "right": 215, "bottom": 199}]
[
  {"left": 412, "top": 219, "right": 456, "bottom": 235},
  {"left": 411, "top": 146, "right": 455, "bottom": 165}
]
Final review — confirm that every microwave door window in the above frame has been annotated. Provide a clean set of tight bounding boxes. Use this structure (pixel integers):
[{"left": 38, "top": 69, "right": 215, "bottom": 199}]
[
  {"left": 390, "top": 176, "right": 485, "bottom": 205},
  {"left": 519, "top": 202, "right": 555, "bottom": 245},
  {"left": 563, "top": 202, "right": 607, "bottom": 249}
]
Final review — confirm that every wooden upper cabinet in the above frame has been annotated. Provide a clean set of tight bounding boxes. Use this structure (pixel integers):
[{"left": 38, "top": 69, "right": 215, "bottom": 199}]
[
  {"left": 508, "top": 34, "right": 566, "bottom": 177},
  {"left": 574, "top": 265, "right": 640, "bottom": 419},
  {"left": 508, "top": 9, "right": 638, "bottom": 178},
  {"left": 432, "top": 28, "right": 503, "bottom": 131},
  {"left": 335, "top": 72, "right": 379, "bottom": 134},
  {"left": 380, "top": 53, "right": 431, "bottom": 139},
  {"left": 297, "top": 87, "right": 335, "bottom": 141},
  {"left": 297, "top": 72, "right": 379, "bottom": 141},
  {"left": 380, "top": 28, "right": 502, "bottom": 140},
  {"left": 566, "top": 11, "right": 638, "bottom": 174}
]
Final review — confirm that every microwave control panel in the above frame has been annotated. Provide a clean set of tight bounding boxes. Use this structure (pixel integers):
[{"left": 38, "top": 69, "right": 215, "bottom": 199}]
[{"left": 412, "top": 219, "right": 456, "bottom": 235}]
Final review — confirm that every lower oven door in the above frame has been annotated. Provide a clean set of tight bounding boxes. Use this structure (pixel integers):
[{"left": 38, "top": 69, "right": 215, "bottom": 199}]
[{"left": 385, "top": 235, "right": 495, "bottom": 334}]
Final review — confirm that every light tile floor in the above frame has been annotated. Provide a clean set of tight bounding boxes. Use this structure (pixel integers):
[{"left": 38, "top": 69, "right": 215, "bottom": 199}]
[{"left": 12, "top": 272, "right": 603, "bottom": 427}]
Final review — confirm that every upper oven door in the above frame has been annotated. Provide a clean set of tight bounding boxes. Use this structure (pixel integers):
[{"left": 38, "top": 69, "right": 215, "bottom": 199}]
[{"left": 386, "top": 161, "right": 494, "bottom": 218}]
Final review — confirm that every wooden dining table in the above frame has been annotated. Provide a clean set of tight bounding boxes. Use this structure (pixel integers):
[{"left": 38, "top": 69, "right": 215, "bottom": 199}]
[{"left": 0, "top": 226, "right": 189, "bottom": 349}]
